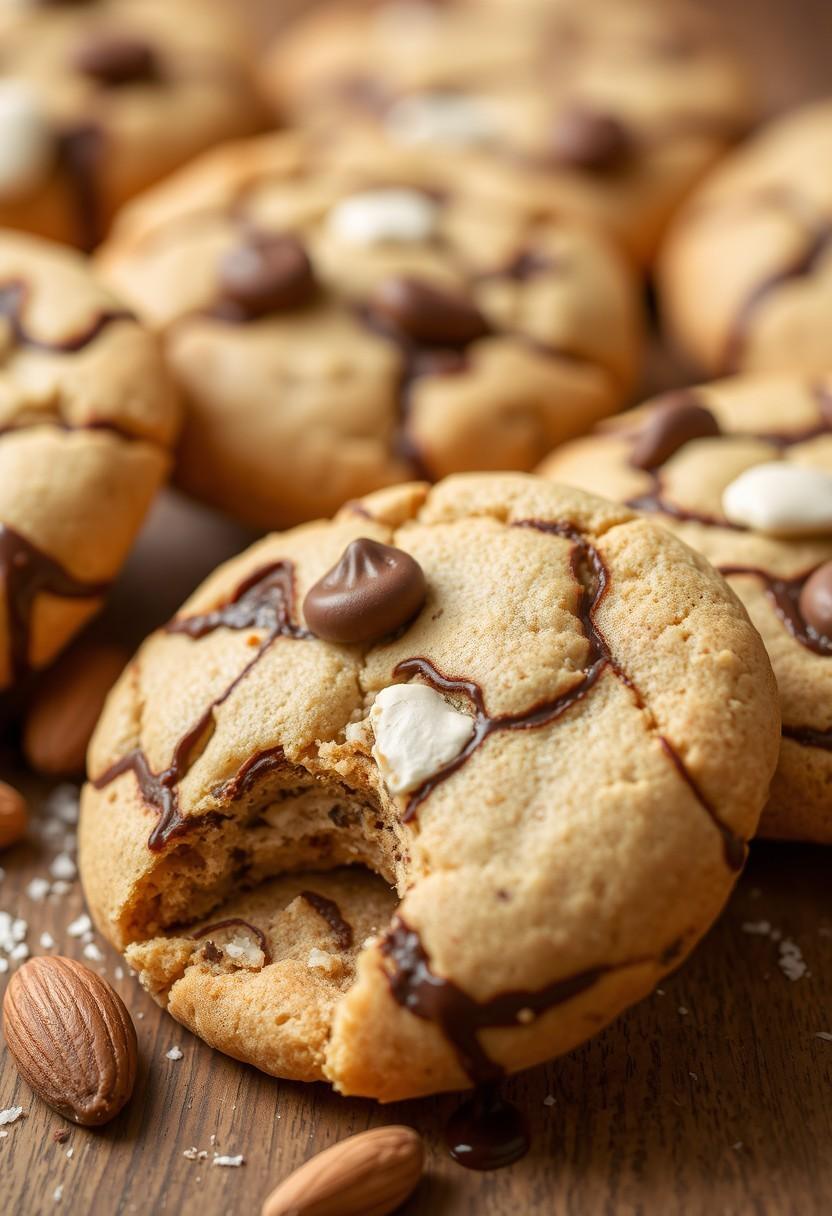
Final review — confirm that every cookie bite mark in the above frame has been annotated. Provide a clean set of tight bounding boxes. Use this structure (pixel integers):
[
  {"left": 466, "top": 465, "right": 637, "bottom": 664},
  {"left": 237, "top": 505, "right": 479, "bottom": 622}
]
[
  {"left": 92, "top": 561, "right": 312, "bottom": 851},
  {"left": 722, "top": 221, "right": 832, "bottom": 373},
  {"left": 0, "top": 523, "right": 108, "bottom": 682}
]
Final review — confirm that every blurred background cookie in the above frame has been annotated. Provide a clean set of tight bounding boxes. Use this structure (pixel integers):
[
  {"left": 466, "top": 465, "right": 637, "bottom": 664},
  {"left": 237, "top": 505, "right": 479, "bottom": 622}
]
[
  {"left": 540, "top": 374, "right": 832, "bottom": 844},
  {"left": 0, "top": 230, "right": 180, "bottom": 691},
  {"left": 0, "top": 0, "right": 266, "bottom": 250},
  {"left": 261, "top": 0, "right": 754, "bottom": 264},
  {"left": 659, "top": 99, "right": 832, "bottom": 376},
  {"left": 97, "top": 131, "right": 643, "bottom": 529}
]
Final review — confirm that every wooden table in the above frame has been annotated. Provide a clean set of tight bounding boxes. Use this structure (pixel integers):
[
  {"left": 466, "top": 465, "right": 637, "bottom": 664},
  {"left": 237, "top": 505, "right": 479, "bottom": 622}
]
[{"left": 2, "top": 1, "right": 832, "bottom": 1213}]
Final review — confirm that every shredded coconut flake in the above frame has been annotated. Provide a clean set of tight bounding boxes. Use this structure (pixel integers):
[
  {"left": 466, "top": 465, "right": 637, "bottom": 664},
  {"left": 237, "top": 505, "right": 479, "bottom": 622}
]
[
  {"left": 49, "top": 854, "right": 76, "bottom": 882},
  {"left": 816, "top": 1032, "right": 832, "bottom": 1041},
  {"left": 741, "top": 920, "right": 772, "bottom": 936},
  {"left": 166, "top": 1046, "right": 184, "bottom": 1061},
  {"left": 0, "top": 1107, "right": 24, "bottom": 1126},
  {"left": 543, "top": 1095, "right": 556, "bottom": 1107},
  {"left": 25, "top": 878, "right": 51, "bottom": 902},
  {"left": 39, "top": 932, "right": 55, "bottom": 950},
  {"left": 778, "top": 938, "right": 808, "bottom": 981},
  {"left": 67, "top": 914, "right": 92, "bottom": 939},
  {"left": 82, "top": 942, "right": 104, "bottom": 963},
  {"left": 212, "top": 1154, "right": 244, "bottom": 1168}
]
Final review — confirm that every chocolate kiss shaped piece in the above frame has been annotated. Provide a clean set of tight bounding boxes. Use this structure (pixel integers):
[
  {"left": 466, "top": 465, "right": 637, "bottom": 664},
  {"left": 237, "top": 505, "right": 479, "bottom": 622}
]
[
  {"left": 551, "top": 106, "right": 632, "bottom": 171},
  {"left": 369, "top": 276, "right": 488, "bottom": 346},
  {"left": 303, "top": 538, "right": 427, "bottom": 644},
  {"left": 218, "top": 235, "right": 315, "bottom": 318},
  {"left": 630, "top": 392, "right": 720, "bottom": 470},
  {"left": 72, "top": 34, "right": 158, "bottom": 86},
  {"left": 799, "top": 561, "right": 832, "bottom": 639}
]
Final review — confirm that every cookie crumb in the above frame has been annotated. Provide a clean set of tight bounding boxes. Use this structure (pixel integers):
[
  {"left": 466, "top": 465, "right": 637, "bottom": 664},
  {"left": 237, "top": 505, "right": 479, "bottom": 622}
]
[
  {"left": 0, "top": 1107, "right": 24, "bottom": 1126},
  {"left": 26, "top": 878, "right": 51, "bottom": 902},
  {"left": 49, "top": 854, "right": 77, "bottom": 882},
  {"left": 67, "top": 914, "right": 92, "bottom": 939},
  {"left": 678, "top": 1006, "right": 689, "bottom": 1016},
  {"left": 166, "top": 1046, "right": 184, "bottom": 1061},
  {"left": 40, "top": 932, "right": 56, "bottom": 950},
  {"left": 53, "top": 1129, "right": 70, "bottom": 1144},
  {"left": 212, "top": 1154, "right": 244, "bottom": 1168},
  {"left": 543, "top": 1095, "right": 556, "bottom": 1107},
  {"left": 82, "top": 942, "right": 104, "bottom": 963}
]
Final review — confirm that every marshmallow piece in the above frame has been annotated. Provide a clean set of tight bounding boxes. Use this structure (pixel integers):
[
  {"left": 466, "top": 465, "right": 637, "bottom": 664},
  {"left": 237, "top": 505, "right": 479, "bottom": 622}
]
[
  {"left": 327, "top": 189, "right": 439, "bottom": 246},
  {"left": 722, "top": 461, "right": 832, "bottom": 536},
  {"left": 0, "top": 79, "right": 54, "bottom": 201},
  {"left": 385, "top": 92, "right": 497, "bottom": 148},
  {"left": 370, "top": 683, "right": 474, "bottom": 795}
]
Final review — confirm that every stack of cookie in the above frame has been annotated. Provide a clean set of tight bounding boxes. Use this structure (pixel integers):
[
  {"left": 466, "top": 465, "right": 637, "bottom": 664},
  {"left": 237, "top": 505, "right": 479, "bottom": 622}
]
[{"left": 0, "top": 0, "right": 825, "bottom": 1132}]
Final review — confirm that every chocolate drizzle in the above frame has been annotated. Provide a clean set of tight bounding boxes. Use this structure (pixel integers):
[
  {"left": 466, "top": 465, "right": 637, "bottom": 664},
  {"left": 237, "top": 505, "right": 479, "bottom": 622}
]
[
  {"left": 445, "top": 1084, "right": 530, "bottom": 1171},
  {"left": 782, "top": 722, "right": 832, "bottom": 750},
  {"left": 0, "top": 280, "right": 129, "bottom": 353},
  {"left": 193, "top": 917, "right": 271, "bottom": 963},
  {"left": 395, "top": 519, "right": 743, "bottom": 869},
  {"left": 299, "top": 890, "right": 353, "bottom": 950},
  {"left": 56, "top": 124, "right": 106, "bottom": 254},
  {"left": 92, "top": 563, "right": 311, "bottom": 849},
  {"left": 0, "top": 523, "right": 108, "bottom": 682},
  {"left": 722, "top": 222, "right": 832, "bottom": 373},
  {"left": 719, "top": 563, "right": 832, "bottom": 657}
]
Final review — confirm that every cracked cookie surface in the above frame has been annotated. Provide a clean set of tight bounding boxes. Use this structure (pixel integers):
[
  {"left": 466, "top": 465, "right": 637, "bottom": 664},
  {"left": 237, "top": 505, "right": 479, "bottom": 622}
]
[
  {"left": 262, "top": 0, "right": 753, "bottom": 264},
  {"left": 80, "top": 473, "right": 778, "bottom": 1099},
  {"left": 540, "top": 374, "right": 832, "bottom": 843},
  {"left": 0, "top": 230, "right": 180, "bottom": 691},
  {"left": 0, "top": 0, "right": 265, "bottom": 250},
  {"left": 659, "top": 100, "right": 832, "bottom": 376},
  {"left": 96, "top": 130, "right": 643, "bottom": 529}
]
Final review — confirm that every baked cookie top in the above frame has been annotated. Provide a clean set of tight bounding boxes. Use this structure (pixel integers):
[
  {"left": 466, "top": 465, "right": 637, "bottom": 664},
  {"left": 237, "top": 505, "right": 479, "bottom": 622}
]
[
  {"left": 0, "top": 229, "right": 180, "bottom": 690},
  {"left": 80, "top": 473, "right": 778, "bottom": 1100},
  {"left": 0, "top": 0, "right": 265, "bottom": 249},
  {"left": 261, "top": 0, "right": 753, "bottom": 263},
  {"left": 540, "top": 375, "right": 832, "bottom": 843},
  {"left": 659, "top": 100, "right": 832, "bottom": 376},
  {"left": 97, "top": 130, "right": 643, "bottom": 530}
]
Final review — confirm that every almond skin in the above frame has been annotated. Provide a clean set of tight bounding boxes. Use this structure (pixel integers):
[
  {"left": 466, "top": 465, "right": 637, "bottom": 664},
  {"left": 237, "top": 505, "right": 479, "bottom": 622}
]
[
  {"left": 0, "top": 781, "right": 27, "bottom": 849},
  {"left": 2, "top": 956, "right": 138, "bottom": 1126},
  {"left": 261, "top": 1125, "right": 424, "bottom": 1216},
  {"left": 23, "top": 641, "right": 128, "bottom": 776}
]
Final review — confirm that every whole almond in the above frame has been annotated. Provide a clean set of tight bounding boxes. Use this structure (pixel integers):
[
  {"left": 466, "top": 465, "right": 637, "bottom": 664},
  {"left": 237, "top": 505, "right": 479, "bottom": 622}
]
[
  {"left": 261, "top": 1125, "right": 424, "bottom": 1216},
  {"left": 0, "top": 781, "right": 27, "bottom": 849},
  {"left": 23, "top": 641, "right": 128, "bottom": 776},
  {"left": 2, "top": 956, "right": 138, "bottom": 1126}
]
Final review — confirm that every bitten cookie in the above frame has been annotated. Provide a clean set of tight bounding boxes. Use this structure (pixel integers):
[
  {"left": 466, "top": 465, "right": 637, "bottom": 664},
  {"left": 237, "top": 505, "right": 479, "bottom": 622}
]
[
  {"left": 0, "top": 0, "right": 265, "bottom": 250},
  {"left": 540, "top": 376, "right": 832, "bottom": 843},
  {"left": 97, "top": 131, "right": 643, "bottom": 530},
  {"left": 261, "top": 0, "right": 753, "bottom": 264},
  {"left": 0, "top": 230, "right": 180, "bottom": 691},
  {"left": 659, "top": 100, "right": 832, "bottom": 376},
  {"left": 80, "top": 473, "right": 778, "bottom": 1099}
]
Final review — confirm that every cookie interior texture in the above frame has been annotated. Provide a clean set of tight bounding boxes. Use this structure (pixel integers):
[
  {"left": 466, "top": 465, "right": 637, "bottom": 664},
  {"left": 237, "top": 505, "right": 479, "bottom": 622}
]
[
  {"left": 80, "top": 474, "right": 779, "bottom": 1100},
  {"left": 539, "top": 374, "right": 832, "bottom": 844}
]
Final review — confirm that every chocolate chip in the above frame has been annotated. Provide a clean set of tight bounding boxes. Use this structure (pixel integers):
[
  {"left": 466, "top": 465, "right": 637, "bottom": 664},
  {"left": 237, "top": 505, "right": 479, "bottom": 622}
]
[
  {"left": 799, "top": 561, "right": 832, "bottom": 639},
  {"left": 630, "top": 392, "right": 720, "bottom": 470},
  {"left": 368, "top": 276, "right": 488, "bottom": 346},
  {"left": 303, "top": 538, "right": 426, "bottom": 644},
  {"left": 218, "top": 235, "right": 315, "bottom": 319},
  {"left": 72, "top": 34, "right": 158, "bottom": 86},
  {"left": 551, "top": 106, "right": 632, "bottom": 171}
]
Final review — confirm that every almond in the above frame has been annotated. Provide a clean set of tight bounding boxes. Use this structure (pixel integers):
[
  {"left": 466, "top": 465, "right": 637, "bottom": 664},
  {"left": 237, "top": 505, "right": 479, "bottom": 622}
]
[
  {"left": 0, "top": 781, "right": 27, "bottom": 849},
  {"left": 23, "top": 641, "right": 128, "bottom": 776},
  {"left": 2, "top": 956, "right": 138, "bottom": 1126},
  {"left": 261, "top": 1125, "right": 424, "bottom": 1216}
]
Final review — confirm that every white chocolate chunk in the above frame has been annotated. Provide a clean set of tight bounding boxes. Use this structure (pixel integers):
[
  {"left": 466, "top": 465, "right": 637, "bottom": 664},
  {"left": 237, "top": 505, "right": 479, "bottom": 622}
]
[
  {"left": 370, "top": 683, "right": 474, "bottom": 795},
  {"left": 327, "top": 189, "right": 439, "bottom": 246},
  {"left": 0, "top": 80, "right": 54, "bottom": 201},
  {"left": 385, "top": 92, "right": 497, "bottom": 148},
  {"left": 722, "top": 461, "right": 832, "bottom": 536}
]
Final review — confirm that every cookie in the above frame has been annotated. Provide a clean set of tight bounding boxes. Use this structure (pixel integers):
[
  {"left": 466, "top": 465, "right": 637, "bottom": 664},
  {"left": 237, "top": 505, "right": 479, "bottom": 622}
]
[
  {"left": 79, "top": 473, "right": 778, "bottom": 1098},
  {"left": 96, "top": 130, "right": 643, "bottom": 530},
  {"left": 0, "top": 0, "right": 265, "bottom": 250},
  {"left": 0, "top": 230, "right": 180, "bottom": 691},
  {"left": 261, "top": 0, "right": 753, "bottom": 263},
  {"left": 659, "top": 100, "right": 832, "bottom": 376},
  {"left": 540, "top": 375, "right": 832, "bottom": 843}
]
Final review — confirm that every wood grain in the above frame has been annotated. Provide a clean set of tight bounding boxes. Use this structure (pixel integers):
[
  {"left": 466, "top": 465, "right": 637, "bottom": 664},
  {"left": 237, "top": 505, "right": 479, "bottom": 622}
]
[{"left": 2, "top": 1, "right": 832, "bottom": 1213}]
